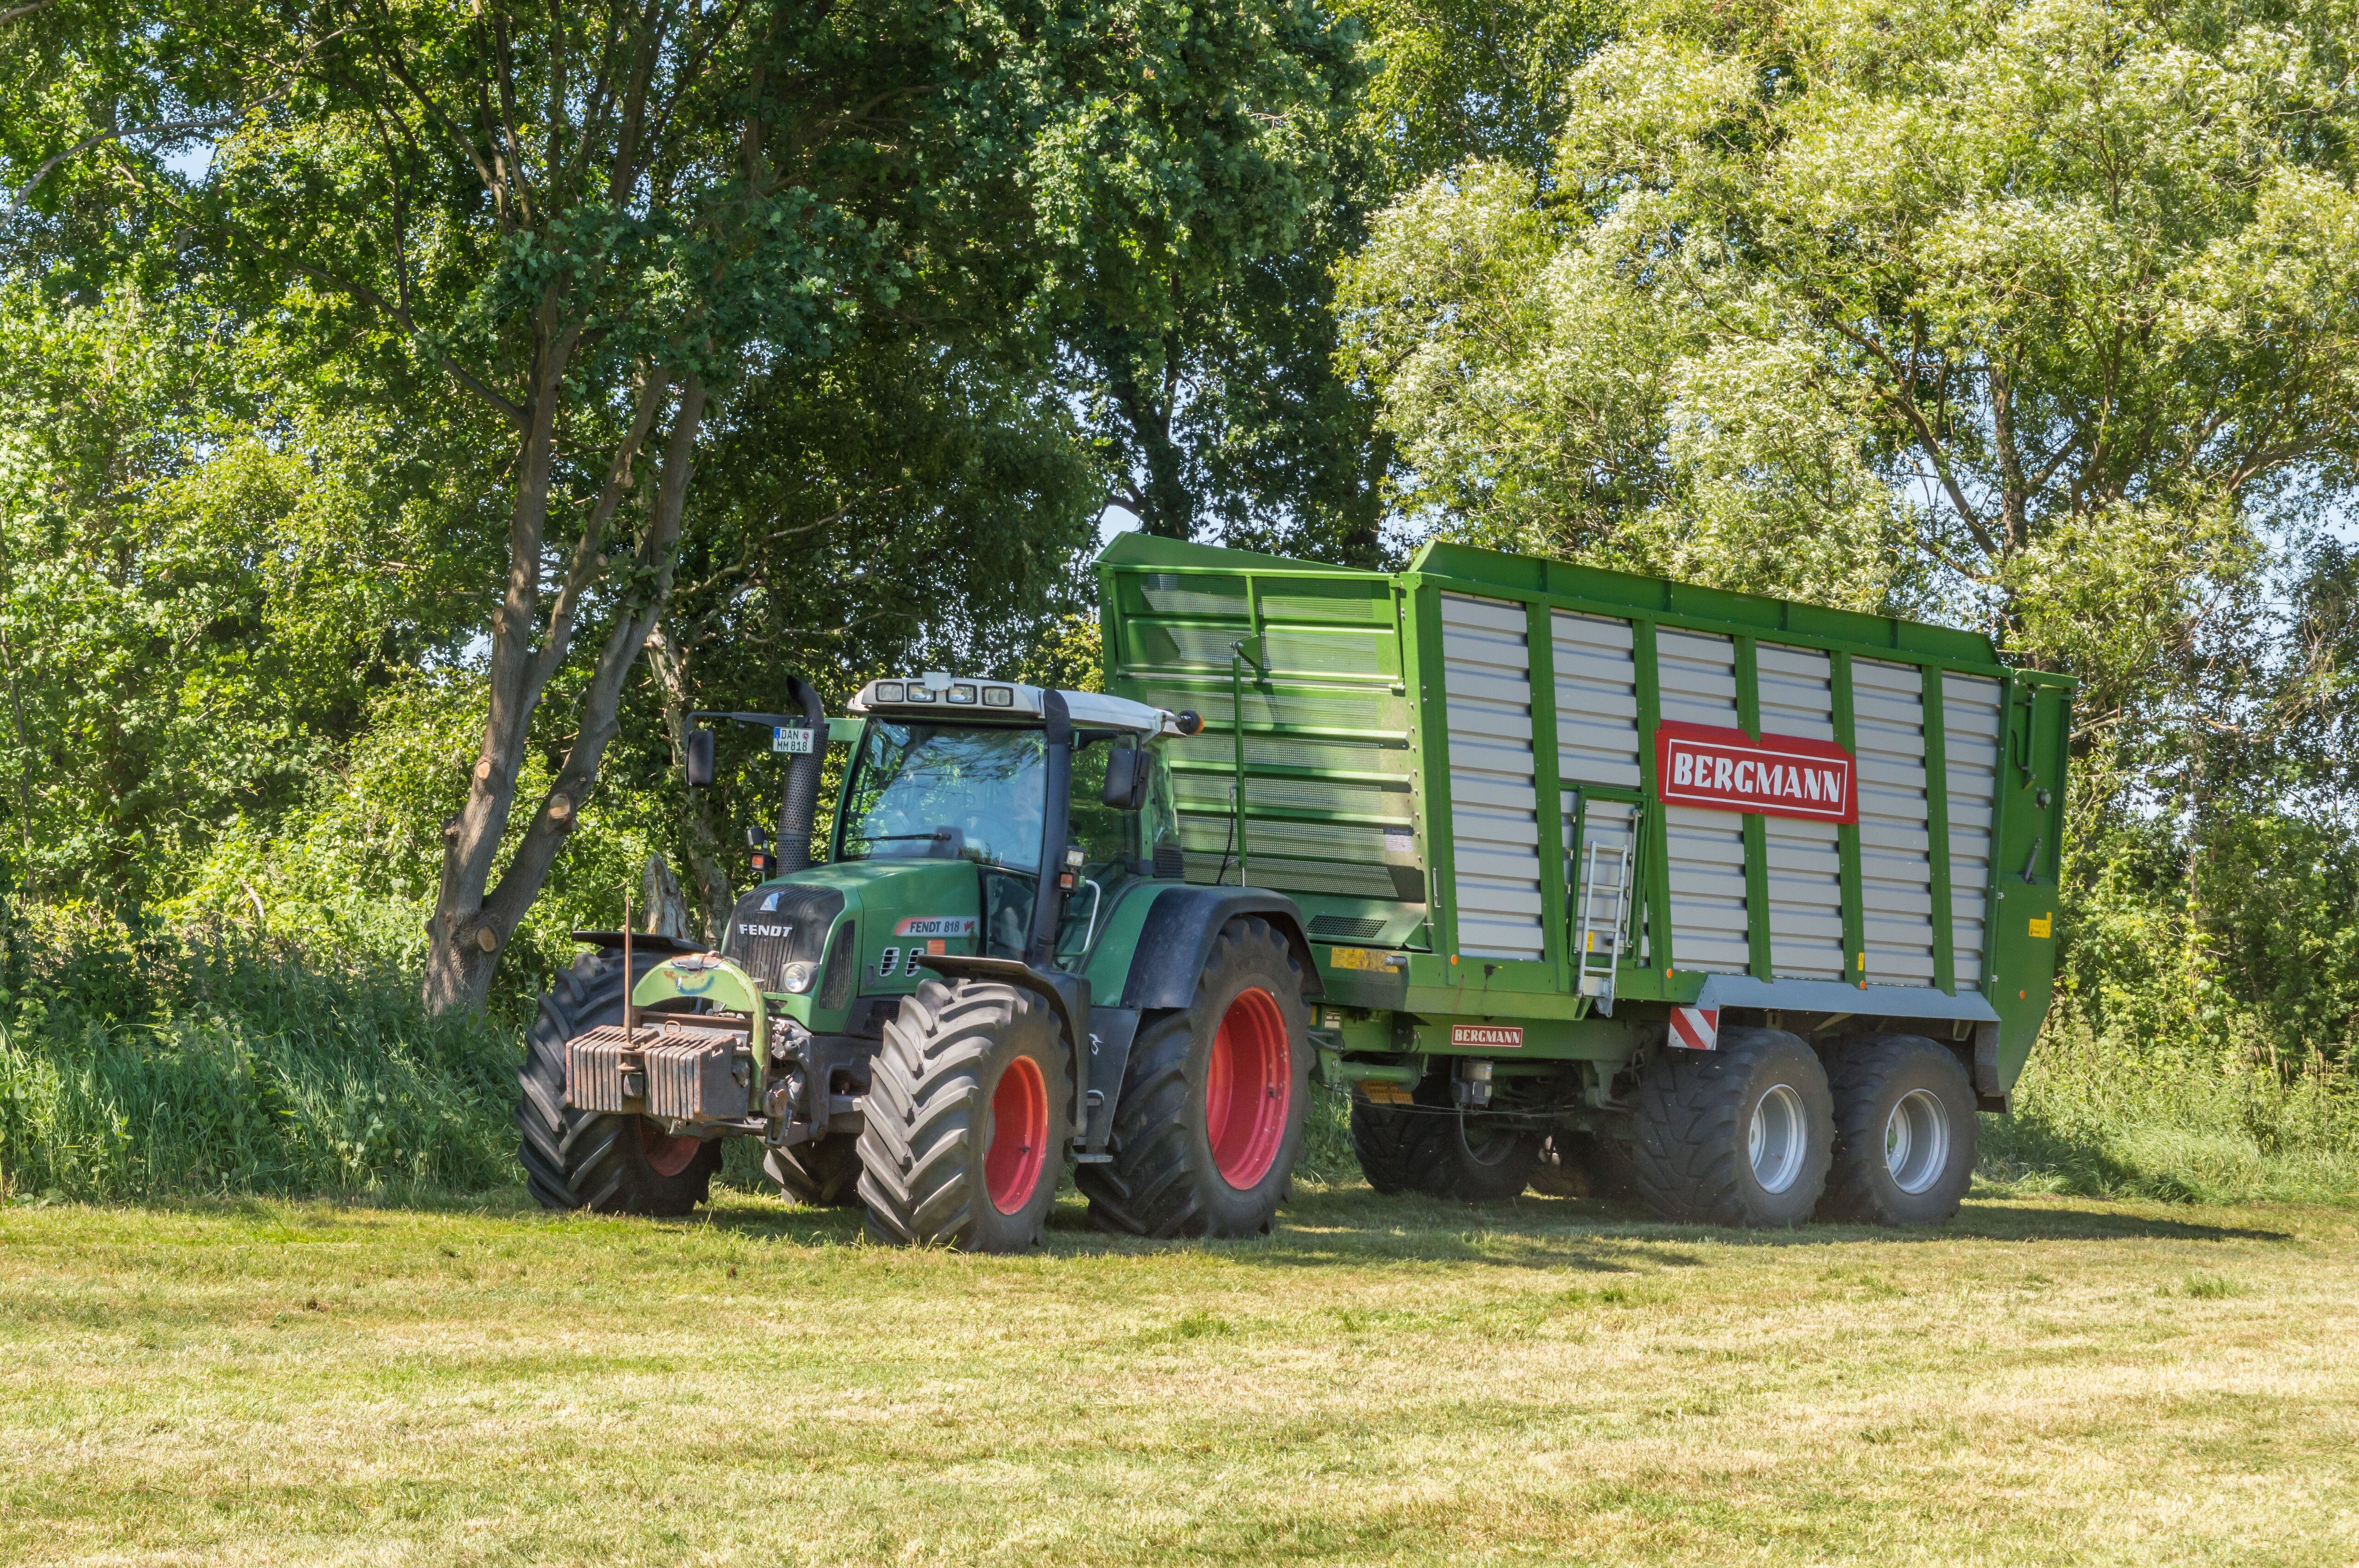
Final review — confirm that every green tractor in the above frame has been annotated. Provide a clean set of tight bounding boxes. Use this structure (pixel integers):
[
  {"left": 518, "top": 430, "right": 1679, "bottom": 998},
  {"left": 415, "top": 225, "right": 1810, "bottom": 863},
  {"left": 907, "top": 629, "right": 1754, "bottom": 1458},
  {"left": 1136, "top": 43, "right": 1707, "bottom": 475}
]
[{"left": 518, "top": 673, "right": 1320, "bottom": 1250}]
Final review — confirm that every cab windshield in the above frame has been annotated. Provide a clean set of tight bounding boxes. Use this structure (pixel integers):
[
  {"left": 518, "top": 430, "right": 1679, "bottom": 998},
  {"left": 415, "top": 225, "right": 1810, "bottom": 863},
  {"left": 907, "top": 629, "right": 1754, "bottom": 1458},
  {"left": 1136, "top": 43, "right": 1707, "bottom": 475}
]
[{"left": 838, "top": 722, "right": 1045, "bottom": 870}]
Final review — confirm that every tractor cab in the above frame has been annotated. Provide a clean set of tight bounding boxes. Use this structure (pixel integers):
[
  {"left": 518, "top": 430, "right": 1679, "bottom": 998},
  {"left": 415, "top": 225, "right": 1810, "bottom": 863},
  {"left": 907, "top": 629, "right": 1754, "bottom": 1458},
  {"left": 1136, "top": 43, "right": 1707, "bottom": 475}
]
[{"left": 833, "top": 674, "right": 1191, "bottom": 969}]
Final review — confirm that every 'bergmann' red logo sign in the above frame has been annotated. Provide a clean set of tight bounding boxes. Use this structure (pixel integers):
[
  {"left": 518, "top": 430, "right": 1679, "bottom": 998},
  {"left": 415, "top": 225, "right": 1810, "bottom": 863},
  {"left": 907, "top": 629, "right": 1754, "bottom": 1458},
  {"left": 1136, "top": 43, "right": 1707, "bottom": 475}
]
[{"left": 1655, "top": 721, "right": 1857, "bottom": 824}]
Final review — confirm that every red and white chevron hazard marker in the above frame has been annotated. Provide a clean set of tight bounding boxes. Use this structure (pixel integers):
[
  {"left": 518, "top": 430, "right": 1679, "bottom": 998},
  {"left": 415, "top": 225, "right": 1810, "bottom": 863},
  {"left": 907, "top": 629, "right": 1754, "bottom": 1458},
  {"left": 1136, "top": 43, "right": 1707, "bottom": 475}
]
[{"left": 1668, "top": 1006, "right": 1720, "bottom": 1051}]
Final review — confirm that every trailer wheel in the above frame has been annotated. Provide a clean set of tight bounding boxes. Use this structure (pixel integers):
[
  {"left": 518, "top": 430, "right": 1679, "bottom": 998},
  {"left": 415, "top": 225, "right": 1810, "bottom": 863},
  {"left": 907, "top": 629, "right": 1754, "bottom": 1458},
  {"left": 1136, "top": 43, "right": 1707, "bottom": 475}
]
[
  {"left": 856, "top": 978, "right": 1067, "bottom": 1252},
  {"left": 763, "top": 1136, "right": 863, "bottom": 1208},
  {"left": 1531, "top": 1129, "right": 1635, "bottom": 1201},
  {"left": 1820, "top": 1035, "right": 1978, "bottom": 1226},
  {"left": 1627, "top": 1027, "right": 1832, "bottom": 1227},
  {"left": 1348, "top": 1094, "right": 1420, "bottom": 1195},
  {"left": 1403, "top": 1108, "right": 1539, "bottom": 1202},
  {"left": 1078, "top": 916, "right": 1312, "bottom": 1238},
  {"left": 516, "top": 951, "right": 723, "bottom": 1217}
]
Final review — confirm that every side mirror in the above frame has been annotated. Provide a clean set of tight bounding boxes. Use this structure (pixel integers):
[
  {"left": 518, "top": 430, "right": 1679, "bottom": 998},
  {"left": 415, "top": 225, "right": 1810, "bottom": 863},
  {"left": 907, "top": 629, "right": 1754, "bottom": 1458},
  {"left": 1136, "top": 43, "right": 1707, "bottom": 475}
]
[
  {"left": 684, "top": 727, "right": 716, "bottom": 789},
  {"left": 1102, "top": 746, "right": 1145, "bottom": 811}
]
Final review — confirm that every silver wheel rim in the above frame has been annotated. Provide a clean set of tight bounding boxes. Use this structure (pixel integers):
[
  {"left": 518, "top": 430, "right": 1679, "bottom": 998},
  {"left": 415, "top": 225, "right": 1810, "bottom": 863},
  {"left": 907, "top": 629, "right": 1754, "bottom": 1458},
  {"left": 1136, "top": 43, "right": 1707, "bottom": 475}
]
[
  {"left": 1884, "top": 1088, "right": 1949, "bottom": 1195},
  {"left": 1748, "top": 1083, "right": 1807, "bottom": 1194}
]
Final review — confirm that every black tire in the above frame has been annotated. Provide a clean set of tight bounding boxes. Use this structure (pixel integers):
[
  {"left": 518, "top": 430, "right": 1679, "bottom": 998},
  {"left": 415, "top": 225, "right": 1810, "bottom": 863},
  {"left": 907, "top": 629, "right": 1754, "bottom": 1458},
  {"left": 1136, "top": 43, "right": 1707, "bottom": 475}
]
[
  {"left": 516, "top": 951, "right": 723, "bottom": 1217},
  {"left": 1078, "top": 916, "right": 1312, "bottom": 1238},
  {"left": 1405, "top": 1107, "right": 1539, "bottom": 1201},
  {"left": 1350, "top": 1076, "right": 1536, "bottom": 1201},
  {"left": 1532, "top": 1129, "right": 1635, "bottom": 1201},
  {"left": 856, "top": 978, "right": 1068, "bottom": 1252},
  {"left": 1626, "top": 1027, "right": 1833, "bottom": 1227},
  {"left": 1820, "top": 1034, "right": 1978, "bottom": 1226},
  {"left": 764, "top": 1135, "right": 863, "bottom": 1208},
  {"left": 1349, "top": 1093, "right": 1420, "bottom": 1195}
]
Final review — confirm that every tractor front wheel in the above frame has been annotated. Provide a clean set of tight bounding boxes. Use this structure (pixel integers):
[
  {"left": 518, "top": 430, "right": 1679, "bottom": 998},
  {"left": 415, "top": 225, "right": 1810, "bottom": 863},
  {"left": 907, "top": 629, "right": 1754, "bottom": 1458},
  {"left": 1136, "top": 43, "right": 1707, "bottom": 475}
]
[
  {"left": 856, "top": 978, "right": 1068, "bottom": 1252},
  {"left": 516, "top": 951, "right": 723, "bottom": 1217},
  {"left": 1079, "top": 917, "right": 1312, "bottom": 1238}
]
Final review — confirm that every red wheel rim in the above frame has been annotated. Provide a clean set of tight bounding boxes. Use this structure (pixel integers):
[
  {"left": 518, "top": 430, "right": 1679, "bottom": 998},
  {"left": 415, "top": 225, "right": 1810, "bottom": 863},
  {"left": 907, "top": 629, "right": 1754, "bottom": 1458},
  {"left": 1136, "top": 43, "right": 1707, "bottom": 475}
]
[
  {"left": 639, "top": 1119, "right": 702, "bottom": 1178},
  {"left": 1204, "top": 987, "right": 1290, "bottom": 1189},
  {"left": 984, "top": 1055, "right": 1049, "bottom": 1215}
]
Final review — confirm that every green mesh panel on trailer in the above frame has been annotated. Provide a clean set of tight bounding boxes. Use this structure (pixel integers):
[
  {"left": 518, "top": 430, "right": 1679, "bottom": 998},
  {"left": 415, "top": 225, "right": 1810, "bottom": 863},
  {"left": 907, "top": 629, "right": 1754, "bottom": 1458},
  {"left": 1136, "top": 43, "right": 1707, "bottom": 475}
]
[{"left": 1102, "top": 547, "right": 1414, "bottom": 904}]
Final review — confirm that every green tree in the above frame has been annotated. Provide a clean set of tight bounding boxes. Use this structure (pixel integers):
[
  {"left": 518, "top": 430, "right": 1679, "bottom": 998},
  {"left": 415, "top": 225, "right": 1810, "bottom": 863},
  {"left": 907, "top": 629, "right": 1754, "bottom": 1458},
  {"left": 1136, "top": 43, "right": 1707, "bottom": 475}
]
[
  {"left": 1339, "top": 0, "right": 2359, "bottom": 1077},
  {"left": 1340, "top": 0, "right": 2359, "bottom": 652},
  {"left": 7, "top": 0, "right": 1359, "bottom": 1009}
]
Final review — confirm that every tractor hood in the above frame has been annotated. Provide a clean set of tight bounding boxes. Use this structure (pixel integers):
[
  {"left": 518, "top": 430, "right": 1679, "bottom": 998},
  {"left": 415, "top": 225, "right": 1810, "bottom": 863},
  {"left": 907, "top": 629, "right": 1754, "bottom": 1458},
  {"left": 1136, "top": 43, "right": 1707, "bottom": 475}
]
[{"left": 720, "top": 858, "right": 992, "bottom": 1028}]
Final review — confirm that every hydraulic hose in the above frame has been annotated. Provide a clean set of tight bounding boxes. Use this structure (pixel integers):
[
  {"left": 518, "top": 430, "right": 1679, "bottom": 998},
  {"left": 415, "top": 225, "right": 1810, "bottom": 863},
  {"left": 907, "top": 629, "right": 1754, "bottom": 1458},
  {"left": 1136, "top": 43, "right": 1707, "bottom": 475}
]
[{"left": 1027, "top": 690, "right": 1073, "bottom": 967}]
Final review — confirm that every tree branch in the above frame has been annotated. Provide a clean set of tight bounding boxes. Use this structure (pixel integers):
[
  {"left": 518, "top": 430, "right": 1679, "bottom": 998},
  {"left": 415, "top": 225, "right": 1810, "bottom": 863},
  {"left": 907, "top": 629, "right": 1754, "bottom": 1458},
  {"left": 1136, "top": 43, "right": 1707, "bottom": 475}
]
[{"left": 5, "top": 115, "right": 241, "bottom": 220}]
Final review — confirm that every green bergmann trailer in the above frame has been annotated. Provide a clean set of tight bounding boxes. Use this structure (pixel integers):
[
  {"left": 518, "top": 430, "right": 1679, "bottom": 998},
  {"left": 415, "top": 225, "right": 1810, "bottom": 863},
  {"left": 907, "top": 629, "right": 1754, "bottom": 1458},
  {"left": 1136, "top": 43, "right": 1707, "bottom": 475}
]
[
  {"left": 518, "top": 533, "right": 2071, "bottom": 1243},
  {"left": 1098, "top": 533, "right": 2071, "bottom": 1227}
]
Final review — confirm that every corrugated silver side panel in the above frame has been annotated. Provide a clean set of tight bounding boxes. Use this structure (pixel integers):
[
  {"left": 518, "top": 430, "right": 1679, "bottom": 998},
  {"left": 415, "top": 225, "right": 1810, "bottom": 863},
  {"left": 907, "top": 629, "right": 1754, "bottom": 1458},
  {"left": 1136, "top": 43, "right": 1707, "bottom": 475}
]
[
  {"left": 1441, "top": 594, "right": 1544, "bottom": 960},
  {"left": 1757, "top": 643, "right": 1845, "bottom": 981},
  {"left": 1943, "top": 672, "right": 2003, "bottom": 991},
  {"left": 1854, "top": 658, "right": 1936, "bottom": 986},
  {"left": 1656, "top": 629, "right": 1748, "bottom": 973},
  {"left": 1552, "top": 610, "right": 1641, "bottom": 788}
]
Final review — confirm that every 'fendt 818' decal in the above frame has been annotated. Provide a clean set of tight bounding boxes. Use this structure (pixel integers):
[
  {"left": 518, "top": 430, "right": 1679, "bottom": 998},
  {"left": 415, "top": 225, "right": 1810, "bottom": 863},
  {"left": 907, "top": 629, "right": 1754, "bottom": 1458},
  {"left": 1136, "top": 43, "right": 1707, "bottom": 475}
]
[
  {"left": 1654, "top": 721, "right": 1857, "bottom": 824},
  {"left": 895, "top": 916, "right": 978, "bottom": 939}
]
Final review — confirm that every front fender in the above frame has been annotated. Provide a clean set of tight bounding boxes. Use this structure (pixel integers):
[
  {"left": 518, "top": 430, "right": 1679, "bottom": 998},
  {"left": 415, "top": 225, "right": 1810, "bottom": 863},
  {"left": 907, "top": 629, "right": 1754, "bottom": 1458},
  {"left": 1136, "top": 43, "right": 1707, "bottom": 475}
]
[
  {"left": 1116, "top": 886, "right": 1321, "bottom": 1011},
  {"left": 632, "top": 953, "right": 771, "bottom": 1061}
]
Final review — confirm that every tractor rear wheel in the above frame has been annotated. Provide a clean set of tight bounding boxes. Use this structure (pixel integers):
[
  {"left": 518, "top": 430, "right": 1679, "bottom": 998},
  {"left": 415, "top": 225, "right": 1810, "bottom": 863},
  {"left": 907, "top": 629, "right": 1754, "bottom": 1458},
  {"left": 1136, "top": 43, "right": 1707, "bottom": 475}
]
[
  {"left": 1626, "top": 1027, "right": 1832, "bottom": 1227},
  {"left": 764, "top": 1136, "right": 863, "bottom": 1208},
  {"left": 856, "top": 978, "right": 1068, "bottom": 1252},
  {"left": 1819, "top": 1034, "right": 1978, "bottom": 1226},
  {"left": 1078, "top": 917, "right": 1312, "bottom": 1238},
  {"left": 516, "top": 951, "right": 723, "bottom": 1217}
]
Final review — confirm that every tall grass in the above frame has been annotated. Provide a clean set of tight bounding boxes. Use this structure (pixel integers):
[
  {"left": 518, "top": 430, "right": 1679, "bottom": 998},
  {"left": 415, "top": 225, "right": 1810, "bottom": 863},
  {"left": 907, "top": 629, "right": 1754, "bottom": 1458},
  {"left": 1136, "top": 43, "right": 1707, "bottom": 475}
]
[
  {"left": 1981, "top": 1016, "right": 2359, "bottom": 1205},
  {"left": 5, "top": 914, "right": 2354, "bottom": 1206},
  {"left": 0, "top": 918, "right": 517, "bottom": 1201}
]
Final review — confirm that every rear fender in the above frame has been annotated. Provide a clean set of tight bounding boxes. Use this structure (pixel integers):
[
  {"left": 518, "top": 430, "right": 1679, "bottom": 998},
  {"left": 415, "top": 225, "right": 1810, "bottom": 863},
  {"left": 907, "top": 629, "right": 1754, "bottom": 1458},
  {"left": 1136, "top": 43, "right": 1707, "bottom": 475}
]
[{"left": 1116, "top": 887, "right": 1321, "bottom": 1011}]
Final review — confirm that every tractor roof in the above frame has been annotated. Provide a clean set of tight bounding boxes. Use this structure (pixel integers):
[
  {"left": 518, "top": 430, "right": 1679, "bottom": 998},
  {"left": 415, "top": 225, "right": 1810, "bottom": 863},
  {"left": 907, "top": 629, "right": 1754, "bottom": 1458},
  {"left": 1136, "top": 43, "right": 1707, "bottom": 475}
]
[{"left": 846, "top": 673, "right": 1180, "bottom": 736}]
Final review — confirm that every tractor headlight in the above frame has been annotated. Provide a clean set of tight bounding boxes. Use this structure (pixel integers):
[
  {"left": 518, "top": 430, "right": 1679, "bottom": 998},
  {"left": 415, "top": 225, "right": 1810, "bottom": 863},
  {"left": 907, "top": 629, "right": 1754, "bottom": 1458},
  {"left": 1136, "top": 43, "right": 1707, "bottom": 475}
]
[{"left": 779, "top": 961, "right": 816, "bottom": 994}]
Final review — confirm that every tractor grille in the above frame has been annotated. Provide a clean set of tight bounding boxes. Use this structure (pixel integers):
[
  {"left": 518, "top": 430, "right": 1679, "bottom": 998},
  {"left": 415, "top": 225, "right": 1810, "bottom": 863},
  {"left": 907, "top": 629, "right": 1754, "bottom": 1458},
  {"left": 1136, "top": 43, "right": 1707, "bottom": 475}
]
[{"left": 723, "top": 883, "right": 844, "bottom": 991}]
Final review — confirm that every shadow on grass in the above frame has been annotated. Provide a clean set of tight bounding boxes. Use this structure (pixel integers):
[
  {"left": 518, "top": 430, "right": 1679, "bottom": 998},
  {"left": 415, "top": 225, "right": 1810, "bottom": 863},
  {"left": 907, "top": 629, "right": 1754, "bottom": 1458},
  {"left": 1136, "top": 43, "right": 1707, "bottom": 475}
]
[
  {"left": 680, "top": 1180, "right": 2292, "bottom": 1264},
  {"left": 43, "top": 1177, "right": 2293, "bottom": 1258}
]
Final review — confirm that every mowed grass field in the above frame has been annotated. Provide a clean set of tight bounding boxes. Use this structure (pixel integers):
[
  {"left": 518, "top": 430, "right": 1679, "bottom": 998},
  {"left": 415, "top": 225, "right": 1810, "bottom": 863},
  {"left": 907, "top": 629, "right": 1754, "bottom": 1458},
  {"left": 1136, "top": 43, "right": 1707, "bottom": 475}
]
[{"left": 4, "top": 1184, "right": 2355, "bottom": 1567}]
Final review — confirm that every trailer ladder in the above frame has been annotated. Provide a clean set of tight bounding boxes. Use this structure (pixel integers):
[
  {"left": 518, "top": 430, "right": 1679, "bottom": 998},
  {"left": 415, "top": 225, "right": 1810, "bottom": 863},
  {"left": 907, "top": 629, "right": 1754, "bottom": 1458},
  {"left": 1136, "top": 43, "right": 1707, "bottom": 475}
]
[{"left": 1574, "top": 836, "right": 1632, "bottom": 1016}]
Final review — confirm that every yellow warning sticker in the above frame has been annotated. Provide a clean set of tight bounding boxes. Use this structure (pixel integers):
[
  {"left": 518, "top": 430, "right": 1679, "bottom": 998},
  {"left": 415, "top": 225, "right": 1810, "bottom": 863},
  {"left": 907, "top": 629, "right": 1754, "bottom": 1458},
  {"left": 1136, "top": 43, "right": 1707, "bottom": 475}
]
[
  {"left": 1330, "top": 946, "right": 1399, "bottom": 972},
  {"left": 2030, "top": 915, "right": 2052, "bottom": 939}
]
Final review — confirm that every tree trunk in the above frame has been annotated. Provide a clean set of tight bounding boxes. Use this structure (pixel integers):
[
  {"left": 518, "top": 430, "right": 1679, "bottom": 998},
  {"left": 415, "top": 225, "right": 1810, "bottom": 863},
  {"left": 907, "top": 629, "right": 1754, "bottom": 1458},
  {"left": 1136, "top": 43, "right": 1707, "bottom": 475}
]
[
  {"left": 1110, "top": 338, "right": 1196, "bottom": 538},
  {"left": 641, "top": 853, "right": 693, "bottom": 942},
  {"left": 423, "top": 372, "right": 709, "bottom": 1013},
  {"left": 645, "top": 620, "right": 737, "bottom": 941}
]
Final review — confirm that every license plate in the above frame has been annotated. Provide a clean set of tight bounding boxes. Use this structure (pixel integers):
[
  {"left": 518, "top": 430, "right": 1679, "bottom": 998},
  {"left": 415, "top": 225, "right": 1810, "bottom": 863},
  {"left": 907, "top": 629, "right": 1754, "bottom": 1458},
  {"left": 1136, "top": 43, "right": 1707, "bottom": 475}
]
[{"left": 772, "top": 725, "right": 814, "bottom": 754}]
